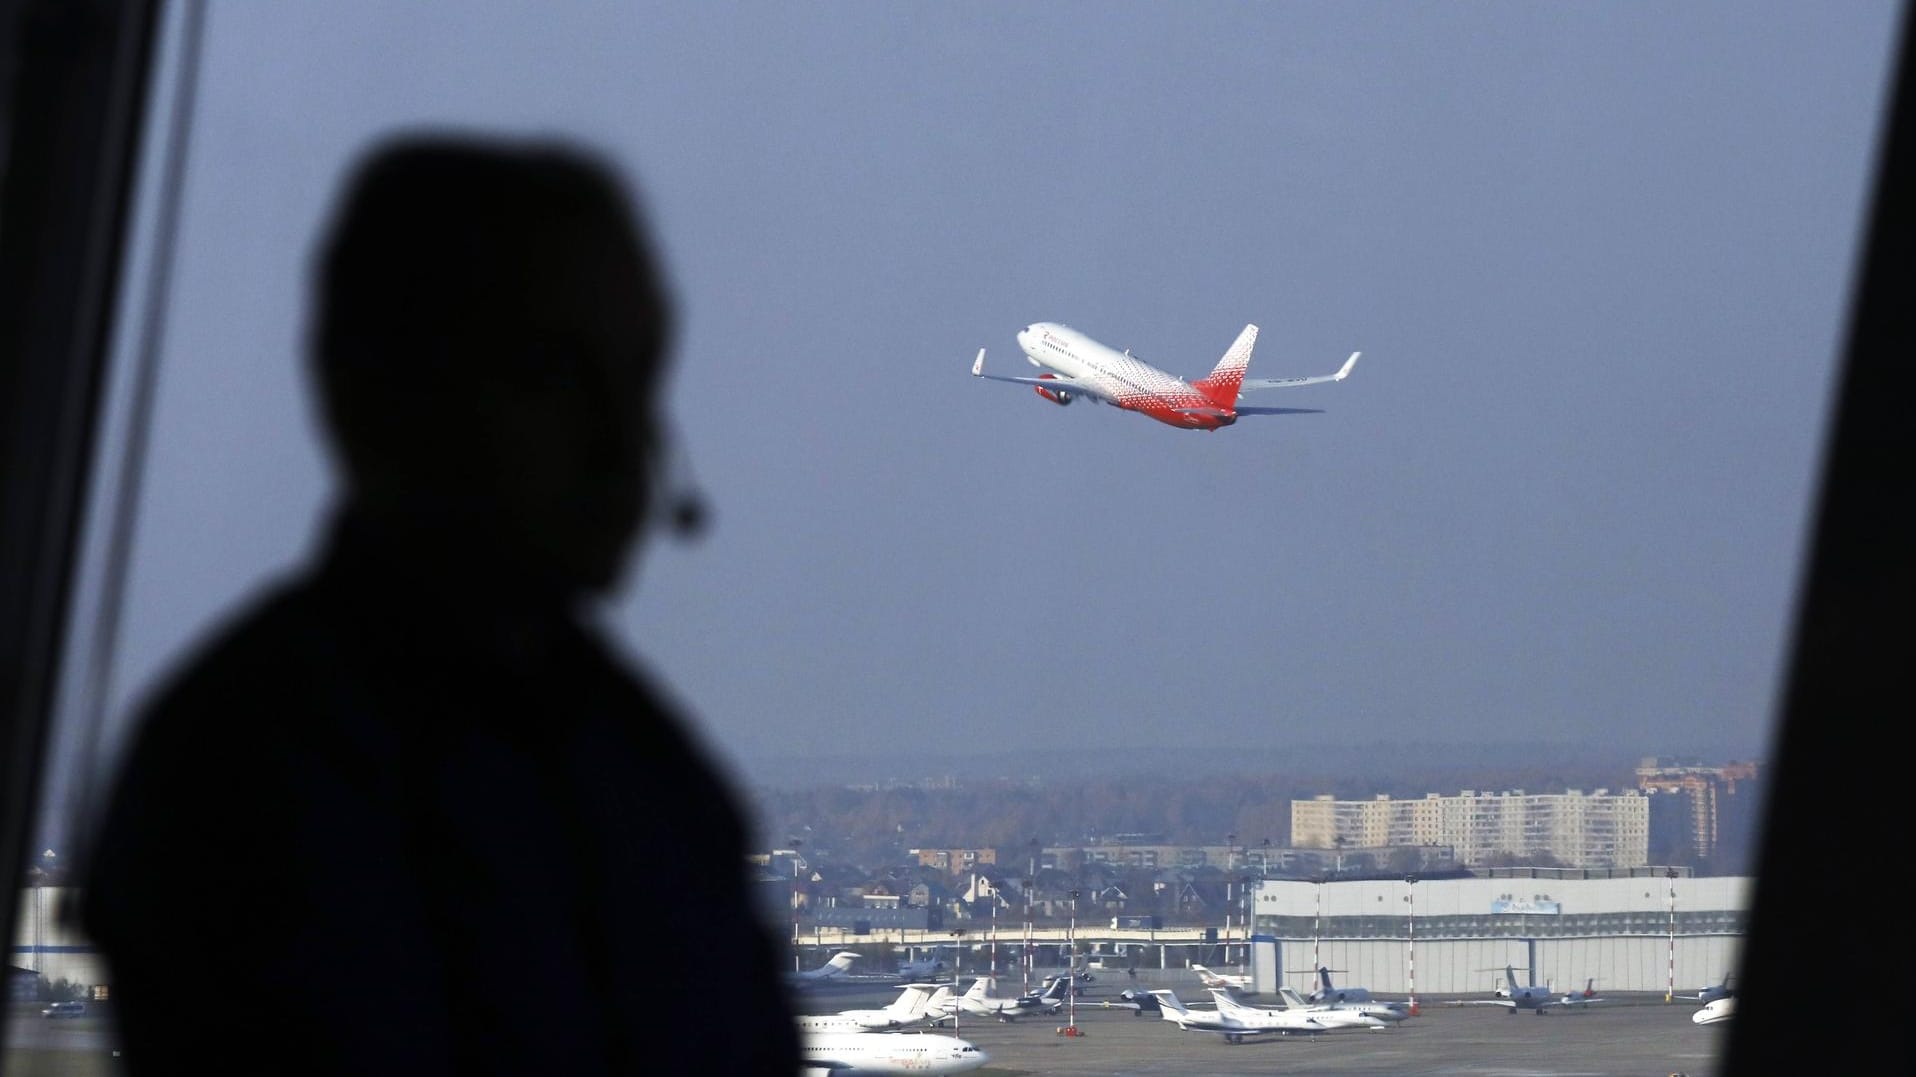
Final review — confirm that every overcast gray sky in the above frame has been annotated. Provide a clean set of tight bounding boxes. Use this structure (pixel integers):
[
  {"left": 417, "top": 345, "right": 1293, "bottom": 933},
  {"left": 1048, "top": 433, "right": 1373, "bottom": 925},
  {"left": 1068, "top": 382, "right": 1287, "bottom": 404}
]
[{"left": 44, "top": 2, "right": 1902, "bottom": 832}]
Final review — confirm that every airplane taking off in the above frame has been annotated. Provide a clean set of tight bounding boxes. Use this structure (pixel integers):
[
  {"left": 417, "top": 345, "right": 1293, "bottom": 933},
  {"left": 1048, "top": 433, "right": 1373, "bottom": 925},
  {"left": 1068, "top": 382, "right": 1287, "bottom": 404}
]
[
  {"left": 788, "top": 950, "right": 861, "bottom": 987},
  {"left": 971, "top": 322, "right": 1358, "bottom": 431},
  {"left": 798, "top": 1030, "right": 988, "bottom": 1075},
  {"left": 797, "top": 983, "right": 945, "bottom": 1033}
]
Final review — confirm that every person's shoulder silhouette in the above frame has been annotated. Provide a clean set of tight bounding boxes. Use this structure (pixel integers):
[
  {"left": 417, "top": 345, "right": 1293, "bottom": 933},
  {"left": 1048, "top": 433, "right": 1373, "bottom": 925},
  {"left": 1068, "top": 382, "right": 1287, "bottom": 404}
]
[{"left": 80, "top": 133, "right": 798, "bottom": 1075}]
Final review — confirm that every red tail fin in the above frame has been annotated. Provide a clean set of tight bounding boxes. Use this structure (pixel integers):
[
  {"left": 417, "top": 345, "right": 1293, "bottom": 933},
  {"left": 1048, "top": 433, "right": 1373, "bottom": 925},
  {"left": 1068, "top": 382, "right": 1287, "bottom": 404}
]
[{"left": 1191, "top": 324, "right": 1258, "bottom": 407}]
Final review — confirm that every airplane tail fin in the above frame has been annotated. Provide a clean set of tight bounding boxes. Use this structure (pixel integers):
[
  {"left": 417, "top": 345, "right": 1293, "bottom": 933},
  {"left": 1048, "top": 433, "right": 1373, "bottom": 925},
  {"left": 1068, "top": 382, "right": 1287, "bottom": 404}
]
[
  {"left": 1190, "top": 323, "right": 1258, "bottom": 407},
  {"left": 1148, "top": 989, "right": 1189, "bottom": 1016}
]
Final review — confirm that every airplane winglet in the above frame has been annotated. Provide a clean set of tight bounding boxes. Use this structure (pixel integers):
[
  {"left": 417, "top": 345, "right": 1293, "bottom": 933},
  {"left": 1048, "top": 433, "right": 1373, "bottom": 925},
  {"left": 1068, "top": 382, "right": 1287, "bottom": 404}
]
[
  {"left": 1334, "top": 351, "right": 1361, "bottom": 380},
  {"left": 972, "top": 348, "right": 985, "bottom": 377}
]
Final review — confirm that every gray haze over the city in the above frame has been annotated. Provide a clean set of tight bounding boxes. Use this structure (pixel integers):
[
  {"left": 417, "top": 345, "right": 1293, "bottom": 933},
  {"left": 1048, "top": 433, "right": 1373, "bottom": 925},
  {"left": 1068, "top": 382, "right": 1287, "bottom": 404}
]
[{"left": 39, "top": 3, "right": 1901, "bottom": 847}]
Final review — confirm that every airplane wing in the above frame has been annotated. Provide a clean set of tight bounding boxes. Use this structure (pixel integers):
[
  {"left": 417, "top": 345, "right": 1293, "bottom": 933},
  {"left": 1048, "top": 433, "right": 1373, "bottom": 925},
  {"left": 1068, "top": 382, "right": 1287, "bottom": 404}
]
[
  {"left": 1447, "top": 999, "right": 1518, "bottom": 1009},
  {"left": 1237, "top": 351, "right": 1360, "bottom": 392},
  {"left": 970, "top": 348, "right": 1112, "bottom": 403}
]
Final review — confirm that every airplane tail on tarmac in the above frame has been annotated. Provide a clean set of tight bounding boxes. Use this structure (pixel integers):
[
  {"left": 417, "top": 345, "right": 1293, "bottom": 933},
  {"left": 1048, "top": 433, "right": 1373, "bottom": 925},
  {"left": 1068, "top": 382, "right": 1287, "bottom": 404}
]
[
  {"left": 1147, "top": 989, "right": 1192, "bottom": 1019},
  {"left": 1190, "top": 324, "right": 1258, "bottom": 407}
]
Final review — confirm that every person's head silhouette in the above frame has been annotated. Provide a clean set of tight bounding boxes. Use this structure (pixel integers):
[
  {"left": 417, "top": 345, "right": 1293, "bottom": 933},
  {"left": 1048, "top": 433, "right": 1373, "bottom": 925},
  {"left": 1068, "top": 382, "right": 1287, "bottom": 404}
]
[{"left": 311, "top": 133, "right": 675, "bottom": 596}]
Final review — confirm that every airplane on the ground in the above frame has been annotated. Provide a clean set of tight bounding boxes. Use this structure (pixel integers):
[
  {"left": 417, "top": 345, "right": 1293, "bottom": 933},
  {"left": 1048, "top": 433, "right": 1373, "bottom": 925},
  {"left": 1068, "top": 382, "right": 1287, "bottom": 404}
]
[
  {"left": 1191, "top": 964, "right": 1253, "bottom": 991},
  {"left": 1452, "top": 967, "right": 1602, "bottom": 1015},
  {"left": 1275, "top": 985, "right": 1411, "bottom": 1025},
  {"left": 1692, "top": 996, "right": 1735, "bottom": 1025},
  {"left": 896, "top": 949, "right": 950, "bottom": 979},
  {"left": 798, "top": 1029, "right": 988, "bottom": 1075},
  {"left": 1100, "top": 987, "right": 1164, "bottom": 1016},
  {"left": 1299, "top": 966, "right": 1375, "bottom": 1005},
  {"left": 1017, "top": 974, "right": 1073, "bottom": 1015},
  {"left": 788, "top": 950, "right": 861, "bottom": 987},
  {"left": 1146, "top": 989, "right": 1334, "bottom": 1044},
  {"left": 947, "top": 977, "right": 1048, "bottom": 1023},
  {"left": 970, "top": 322, "right": 1359, "bottom": 431},
  {"left": 1217, "top": 987, "right": 1390, "bottom": 1031},
  {"left": 796, "top": 983, "right": 945, "bottom": 1033},
  {"left": 1675, "top": 972, "right": 1735, "bottom": 1004}
]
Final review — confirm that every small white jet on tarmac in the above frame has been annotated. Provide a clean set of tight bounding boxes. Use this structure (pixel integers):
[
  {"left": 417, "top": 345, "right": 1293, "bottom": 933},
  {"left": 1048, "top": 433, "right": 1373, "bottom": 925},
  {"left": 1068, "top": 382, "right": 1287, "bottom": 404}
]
[
  {"left": 1675, "top": 972, "right": 1734, "bottom": 1004},
  {"left": 1692, "top": 996, "right": 1735, "bottom": 1025},
  {"left": 1216, "top": 988, "right": 1390, "bottom": 1031},
  {"left": 1299, "top": 966, "right": 1377, "bottom": 1005},
  {"left": 788, "top": 951, "right": 861, "bottom": 987},
  {"left": 1147, "top": 989, "right": 1333, "bottom": 1044},
  {"left": 796, "top": 983, "right": 946, "bottom": 1033},
  {"left": 946, "top": 977, "right": 1049, "bottom": 1023},
  {"left": 1453, "top": 967, "right": 1602, "bottom": 1015},
  {"left": 971, "top": 322, "right": 1359, "bottom": 431},
  {"left": 896, "top": 949, "right": 950, "bottom": 980},
  {"left": 798, "top": 1029, "right": 988, "bottom": 1075},
  {"left": 1191, "top": 964, "right": 1253, "bottom": 991},
  {"left": 1275, "top": 986, "right": 1410, "bottom": 1026}
]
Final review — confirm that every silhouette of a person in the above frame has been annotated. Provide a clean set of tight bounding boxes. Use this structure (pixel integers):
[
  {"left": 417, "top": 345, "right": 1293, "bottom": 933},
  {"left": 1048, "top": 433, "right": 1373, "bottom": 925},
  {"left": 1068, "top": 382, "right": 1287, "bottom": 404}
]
[{"left": 80, "top": 135, "right": 799, "bottom": 1074}]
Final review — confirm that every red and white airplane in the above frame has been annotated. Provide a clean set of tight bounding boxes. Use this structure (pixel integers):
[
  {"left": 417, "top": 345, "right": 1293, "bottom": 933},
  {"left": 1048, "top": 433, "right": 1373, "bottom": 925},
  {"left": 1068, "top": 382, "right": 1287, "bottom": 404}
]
[{"left": 970, "top": 322, "right": 1358, "bottom": 431}]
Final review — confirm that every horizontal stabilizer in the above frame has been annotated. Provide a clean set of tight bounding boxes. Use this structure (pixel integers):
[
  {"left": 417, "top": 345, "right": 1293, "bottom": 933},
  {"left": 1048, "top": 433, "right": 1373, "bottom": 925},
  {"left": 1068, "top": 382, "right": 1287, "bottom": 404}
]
[
  {"left": 1238, "top": 351, "right": 1361, "bottom": 392},
  {"left": 1233, "top": 406, "right": 1323, "bottom": 416}
]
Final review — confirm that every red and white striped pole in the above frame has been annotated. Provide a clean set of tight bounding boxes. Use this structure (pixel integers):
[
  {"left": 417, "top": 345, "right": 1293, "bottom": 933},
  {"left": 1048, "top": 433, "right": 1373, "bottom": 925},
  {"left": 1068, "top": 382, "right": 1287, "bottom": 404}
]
[
  {"left": 1665, "top": 868, "right": 1678, "bottom": 1002},
  {"left": 1406, "top": 873, "right": 1419, "bottom": 1016}
]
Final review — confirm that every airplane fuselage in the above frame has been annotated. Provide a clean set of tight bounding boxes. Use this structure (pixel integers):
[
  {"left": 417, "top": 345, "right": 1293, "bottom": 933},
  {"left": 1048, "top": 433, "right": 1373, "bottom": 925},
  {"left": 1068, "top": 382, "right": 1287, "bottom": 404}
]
[
  {"left": 1017, "top": 323, "right": 1237, "bottom": 430},
  {"left": 799, "top": 1030, "right": 987, "bottom": 1075}
]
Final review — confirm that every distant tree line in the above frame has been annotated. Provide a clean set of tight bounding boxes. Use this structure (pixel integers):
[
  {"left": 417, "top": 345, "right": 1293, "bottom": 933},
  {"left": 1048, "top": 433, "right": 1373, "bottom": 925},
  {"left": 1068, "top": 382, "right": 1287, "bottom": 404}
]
[{"left": 747, "top": 755, "right": 1648, "bottom": 869}]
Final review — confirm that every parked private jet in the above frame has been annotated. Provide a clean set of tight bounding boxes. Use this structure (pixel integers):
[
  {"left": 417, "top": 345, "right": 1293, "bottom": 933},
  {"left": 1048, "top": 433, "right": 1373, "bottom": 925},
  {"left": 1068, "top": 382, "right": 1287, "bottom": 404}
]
[
  {"left": 1216, "top": 987, "right": 1390, "bottom": 1031},
  {"left": 1275, "top": 985, "right": 1410, "bottom": 1025},
  {"left": 971, "top": 322, "right": 1358, "bottom": 431},
  {"left": 1191, "top": 964, "right": 1253, "bottom": 991},
  {"left": 796, "top": 983, "right": 945, "bottom": 1033},
  {"left": 788, "top": 950, "right": 861, "bottom": 987},
  {"left": 896, "top": 949, "right": 950, "bottom": 980},
  {"left": 1676, "top": 972, "right": 1735, "bottom": 1004},
  {"left": 1693, "top": 996, "right": 1736, "bottom": 1025},
  {"left": 798, "top": 1030, "right": 988, "bottom": 1075},
  {"left": 1147, "top": 989, "right": 1332, "bottom": 1044},
  {"left": 1300, "top": 966, "right": 1376, "bottom": 1004},
  {"left": 1453, "top": 967, "right": 1602, "bottom": 1015}
]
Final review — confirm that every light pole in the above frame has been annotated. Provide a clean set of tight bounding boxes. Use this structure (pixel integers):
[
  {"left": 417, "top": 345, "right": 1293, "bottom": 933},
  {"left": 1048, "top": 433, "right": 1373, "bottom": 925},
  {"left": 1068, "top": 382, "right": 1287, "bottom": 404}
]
[
  {"left": 1237, "top": 875, "right": 1252, "bottom": 974},
  {"left": 790, "top": 838, "right": 804, "bottom": 973},
  {"left": 1405, "top": 873, "right": 1420, "bottom": 1016},
  {"left": 1065, "top": 888, "right": 1082, "bottom": 1035},
  {"left": 1665, "top": 866, "right": 1679, "bottom": 1002},
  {"left": 950, "top": 928, "right": 965, "bottom": 1035},
  {"left": 1225, "top": 833, "right": 1237, "bottom": 960},
  {"left": 1025, "top": 837, "right": 1038, "bottom": 995},
  {"left": 1312, "top": 874, "right": 1324, "bottom": 979}
]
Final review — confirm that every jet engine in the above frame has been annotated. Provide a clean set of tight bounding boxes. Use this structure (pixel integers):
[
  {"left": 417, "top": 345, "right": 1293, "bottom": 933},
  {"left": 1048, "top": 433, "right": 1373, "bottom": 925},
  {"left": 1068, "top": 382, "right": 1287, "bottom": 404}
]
[{"left": 1033, "top": 374, "right": 1072, "bottom": 406}]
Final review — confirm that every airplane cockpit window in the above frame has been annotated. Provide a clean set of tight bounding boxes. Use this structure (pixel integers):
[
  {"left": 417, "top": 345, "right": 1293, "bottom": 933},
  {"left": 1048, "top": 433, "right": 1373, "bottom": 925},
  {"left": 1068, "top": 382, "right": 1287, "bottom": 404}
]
[{"left": 4, "top": 2, "right": 1901, "bottom": 1074}]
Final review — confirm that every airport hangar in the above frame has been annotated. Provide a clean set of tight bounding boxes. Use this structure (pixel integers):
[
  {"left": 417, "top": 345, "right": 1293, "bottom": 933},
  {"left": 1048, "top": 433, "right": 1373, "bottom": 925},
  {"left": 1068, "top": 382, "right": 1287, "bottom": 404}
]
[{"left": 1228, "top": 872, "right": 1747, "bottom": 997}]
